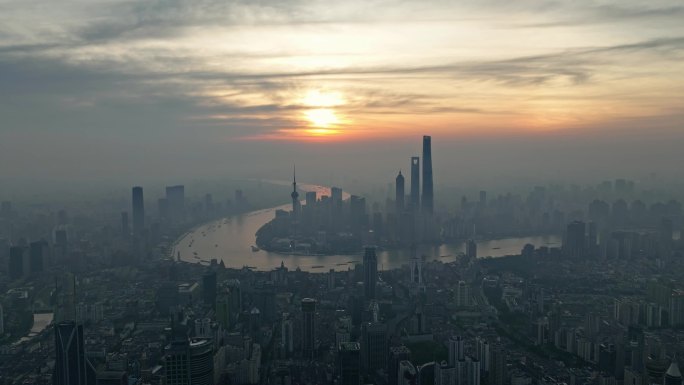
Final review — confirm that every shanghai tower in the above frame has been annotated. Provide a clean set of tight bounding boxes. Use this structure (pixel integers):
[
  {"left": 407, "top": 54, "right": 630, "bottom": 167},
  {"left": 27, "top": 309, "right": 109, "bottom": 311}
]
[
  {"left": 132, "top": 186, "right": 145, "bottom": 235},
  {"left": 421, "top": 135, "right": 433, "bottom": 214}
]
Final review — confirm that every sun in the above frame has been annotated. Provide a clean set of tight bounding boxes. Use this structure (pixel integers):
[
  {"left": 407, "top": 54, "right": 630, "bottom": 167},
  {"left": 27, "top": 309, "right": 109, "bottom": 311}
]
[
  {"left": 304, "top": 108, "right": 339, "bottom": 128},
  {"left": 299, "top": 89, "right": 348, "bottom": 136}
]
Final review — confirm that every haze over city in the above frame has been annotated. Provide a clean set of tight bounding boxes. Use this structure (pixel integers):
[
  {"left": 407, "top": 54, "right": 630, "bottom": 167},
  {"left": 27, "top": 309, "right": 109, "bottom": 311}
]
[
  {"left": 1, "top": 0, "right": 684, "bottom": 190},
  {"left": 2, "top": 1, "right": 684, "bottom": 385}
]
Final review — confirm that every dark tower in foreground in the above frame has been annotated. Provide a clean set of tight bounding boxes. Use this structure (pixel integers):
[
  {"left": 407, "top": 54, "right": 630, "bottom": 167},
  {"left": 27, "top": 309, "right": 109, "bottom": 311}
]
[
  {"left": 395, "top": 171, "right": 405, "bottom": 213},
  {"left": 410, "top": 157, "right": 420, "bottom": 210},
  {"left": 302, "top": 298, "right": 316, "bottom": 359},
  {"left": 131, "top": 186, "right": 144, "bottom": 235},
  {"left": 339, "top": 342, "right": 361, "bottom": 385},
  {"left": 363, "top": 247, "right": 377, "bottom": 300},
  {"left": 53, "top": 321, "right": 92, "bottom": 385},
  {"left": 421, "top": 135, "right": 434, "bottom": 214},
  {"left": 164, "top": 339, "right": 214, "bottom": 385}
]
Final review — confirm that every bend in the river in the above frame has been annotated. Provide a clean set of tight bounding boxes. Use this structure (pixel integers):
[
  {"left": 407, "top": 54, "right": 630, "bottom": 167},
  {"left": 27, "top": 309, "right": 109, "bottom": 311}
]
[{"left": 173, "top": 183, "right": 562, "bottom": 272}]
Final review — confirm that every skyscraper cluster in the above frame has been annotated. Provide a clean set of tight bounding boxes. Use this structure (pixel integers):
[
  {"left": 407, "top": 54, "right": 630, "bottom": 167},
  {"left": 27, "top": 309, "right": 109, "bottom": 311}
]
[
  {"left": 391, "top": 135, "right": 437, "bottom": 244},
  {"left": 402, "top": 135, "right": 434, "bottom": 214}
]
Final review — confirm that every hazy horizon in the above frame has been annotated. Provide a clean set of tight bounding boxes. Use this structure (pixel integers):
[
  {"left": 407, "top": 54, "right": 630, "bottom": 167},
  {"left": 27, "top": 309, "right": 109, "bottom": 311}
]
[{"left": 2, "top": 0, "right": 684, "bottom": 194}]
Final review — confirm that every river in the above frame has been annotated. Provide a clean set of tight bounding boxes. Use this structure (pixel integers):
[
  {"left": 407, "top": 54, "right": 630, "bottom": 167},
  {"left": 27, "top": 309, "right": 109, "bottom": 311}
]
[
  {"left": 173, "top": 183, "right": 562, "bottom": 272},
  {"left": 14, "top": 313, "right": 53, "bottom": 346}
]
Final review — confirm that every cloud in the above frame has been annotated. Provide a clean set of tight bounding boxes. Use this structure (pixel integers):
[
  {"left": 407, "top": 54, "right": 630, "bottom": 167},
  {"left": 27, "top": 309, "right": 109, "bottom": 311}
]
[{"left": 0, "top": 0, "right": 683, "bottom": 164}]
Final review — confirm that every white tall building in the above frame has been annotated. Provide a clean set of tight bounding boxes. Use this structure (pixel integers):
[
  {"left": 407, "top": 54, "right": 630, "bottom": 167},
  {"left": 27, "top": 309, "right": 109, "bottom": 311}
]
[
  {"left": 449, "top": 335, "right": 465, "bottom": 366},
  {"left": 476, "top": 337, "right": 490, "bottom": 373},
  {"left": 468, "top": 357, "right": 481, "bottom": 385}
]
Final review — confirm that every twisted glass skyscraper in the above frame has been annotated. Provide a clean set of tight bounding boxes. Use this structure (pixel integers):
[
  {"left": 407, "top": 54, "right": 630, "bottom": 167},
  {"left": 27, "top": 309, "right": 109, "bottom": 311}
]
[{"left": 421, "top": 135, "right": 434, "bottom": 214}]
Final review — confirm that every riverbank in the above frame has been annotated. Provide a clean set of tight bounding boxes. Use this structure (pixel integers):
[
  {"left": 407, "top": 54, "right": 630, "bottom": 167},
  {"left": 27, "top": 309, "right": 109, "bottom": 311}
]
[{"left": 174, "top": 200, "right": 561, "bottom": 272}]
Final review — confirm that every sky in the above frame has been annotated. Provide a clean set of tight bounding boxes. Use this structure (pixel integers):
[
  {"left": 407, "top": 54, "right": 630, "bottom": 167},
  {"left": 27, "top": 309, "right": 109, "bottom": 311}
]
[{"left": 1, "top": 0, "right": 683, "bottom": 190}]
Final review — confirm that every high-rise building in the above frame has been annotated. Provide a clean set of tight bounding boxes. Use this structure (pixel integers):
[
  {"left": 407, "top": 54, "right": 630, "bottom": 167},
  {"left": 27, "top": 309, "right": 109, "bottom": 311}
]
[
  {"left": 435, "top": 361, "right": 456, "bottom": 385},
  {"left": 234, "top": 189, "right": 245, "bottom": 208},
  {"left": 331, "top": 187, "right": 344, "bottom": 230},
  {"left": 389, "top": 346, "right": 411, "bottom": 385},
  {"left": 202, "top": 272, "right": 217, "bottom": 310},
  {"left": 456, "top": 281, "right": 470, "bottom": 307},
  {"left": 421, "top": 135, "right": 434, "bottom": 214},
  {"left": 587, "top": 221, "right": 598, "bottom": 251},
  {"left": 215, "top": 293, "right": 230, "bottom": 330},
  {"left": 165, "top": 185, "right": 185, "bottom": 223},
  {"left": 466, "top": 240, "right": 477, "bottom": 260},
  {"left": 479, "top": 190, "right": 487, "bottom": 206},
  {"left": 0, "top": 303, "right": 4, "bottom": 335},
  {"left": 456, "top": 358, "right": 468, "bottom": 385},
  {"left": 410, "top": 157, "right": 420, "bottom": 210},
  {"left": 363, "top": 247, "right": 377, "bottom": 300},
  {"left": 350, "top": 195, "right": 367, "bottom": 232},
  {"left": 328, "top": 268, "right": 336, "bottom": 290},
  {"left": 131, "top": 186, "right": 145, "bottom": 235},
  {"left": 395, "top": 171, "right": 405, "bottom": 213},
  {"left": 361, "top": 322, "right": 388, "bottom": 373},
  {"left": 281, "top": 313, "right": 294, "bottom": 357},
  {"left": 252, "top": 283, "right": 277, "bottom": 322},
  {"left": 449, "top": 335, "right": 465, "bottom": 366},
  {"left": 29, "top": 240, "right": 48, "bottom": 273},
  {"left": 55, "top": 273, "right": 78, "bottom": 322},
  {"left": 305, "top": 191, "right": 317, "bottom": 207},
  {"left": 53, "top": 321, "right": 95, "bottom": 385},
  {"left": 490, "top": 344, "right": 507, "bottom": 385},
  {"left": 331, "top": 187, "right": 343, "bottom": 204},
  {"left": 564, "top": 221, "right": 586, "bottom": 259},
  {"left": 227, "top": 279, "right": 242, "bottom": 315},
  {"left": 302, "top": 298, "right": 316, "bottom": 359},
  {"left": 203, "top": 193, "right": 213, "bottom": 214},
  {"left": 476, "top": 337, "right": 490, "bottom": 373},
  {"left": 467, "top": 357, "right": 482, "bottom": 385},
  {"left": 291, "top": 167, "right": 301, "bottom": 220},
  {"left": 339, "top": 342, "right": 361, "bottom": 385},
  {"left": 194, "top": 318, "right": 212, "bottom": 339},
  {"left": 164, "top": 339, "right": 214, "bottom": 385},
  {"left": 120, "top": 211, "right": 129, "bottom": 237},
  {"left": 9, "top": 246, "right": 25, "bottom": 280},
  {"left": 409, "top": 249, "right": 424, "bottom": 293}
]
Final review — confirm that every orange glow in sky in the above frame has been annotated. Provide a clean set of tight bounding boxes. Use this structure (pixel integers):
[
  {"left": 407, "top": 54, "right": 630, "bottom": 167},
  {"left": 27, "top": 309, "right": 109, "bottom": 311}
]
[{"left": 3, "top": 1, "right": 681, "bottom": 144}]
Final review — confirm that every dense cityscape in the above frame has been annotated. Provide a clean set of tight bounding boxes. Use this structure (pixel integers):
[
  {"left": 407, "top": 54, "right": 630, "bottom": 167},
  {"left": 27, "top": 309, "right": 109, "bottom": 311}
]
[{"left": 0, "top": 135, "right": 682, "bottom": 385}]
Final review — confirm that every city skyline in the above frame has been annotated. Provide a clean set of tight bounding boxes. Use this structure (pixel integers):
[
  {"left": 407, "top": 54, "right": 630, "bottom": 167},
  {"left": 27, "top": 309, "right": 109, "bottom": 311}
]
[
  {"left": 1, "top": 1, "right": 684, "bottom": 185},
  {"left": 3, "top": 2, "right": 684, "bottom": 384}
]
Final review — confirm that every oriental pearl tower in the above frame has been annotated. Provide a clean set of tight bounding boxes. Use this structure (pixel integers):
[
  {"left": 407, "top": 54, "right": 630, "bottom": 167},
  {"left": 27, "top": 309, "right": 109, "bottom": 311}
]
[
  {"left": 290, "top": 166, "right": 301, "bottom": 243},
  {"left": 291, "top": 166, "right": 300, "bottom": 219}
]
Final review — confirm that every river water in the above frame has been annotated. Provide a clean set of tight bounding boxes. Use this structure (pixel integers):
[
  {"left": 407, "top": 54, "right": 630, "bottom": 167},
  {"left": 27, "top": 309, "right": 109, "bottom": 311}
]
[
  {"left": 14, "top": 313, "right": 53, "bottom": 345},
  {"left": 173, "top": 184, "right": 561, "bottom": 272}
]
